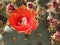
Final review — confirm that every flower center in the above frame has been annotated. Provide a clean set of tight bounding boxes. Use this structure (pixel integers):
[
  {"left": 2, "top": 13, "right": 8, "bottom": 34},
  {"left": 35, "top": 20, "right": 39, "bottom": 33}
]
[{"left": 21, "top": 17, "right": 27, "bottom": 25}]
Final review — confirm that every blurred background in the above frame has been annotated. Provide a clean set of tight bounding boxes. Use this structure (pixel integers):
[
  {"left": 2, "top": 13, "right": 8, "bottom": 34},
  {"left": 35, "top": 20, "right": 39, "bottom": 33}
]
[{"left": 0, "top": 0, "right": 60, "bottom": 45}]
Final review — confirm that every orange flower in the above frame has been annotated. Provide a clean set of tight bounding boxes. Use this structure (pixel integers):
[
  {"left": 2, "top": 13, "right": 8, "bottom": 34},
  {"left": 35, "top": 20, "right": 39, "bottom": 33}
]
[{"left": 8, "top": 5, "right": 38, "bottom": 34}]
